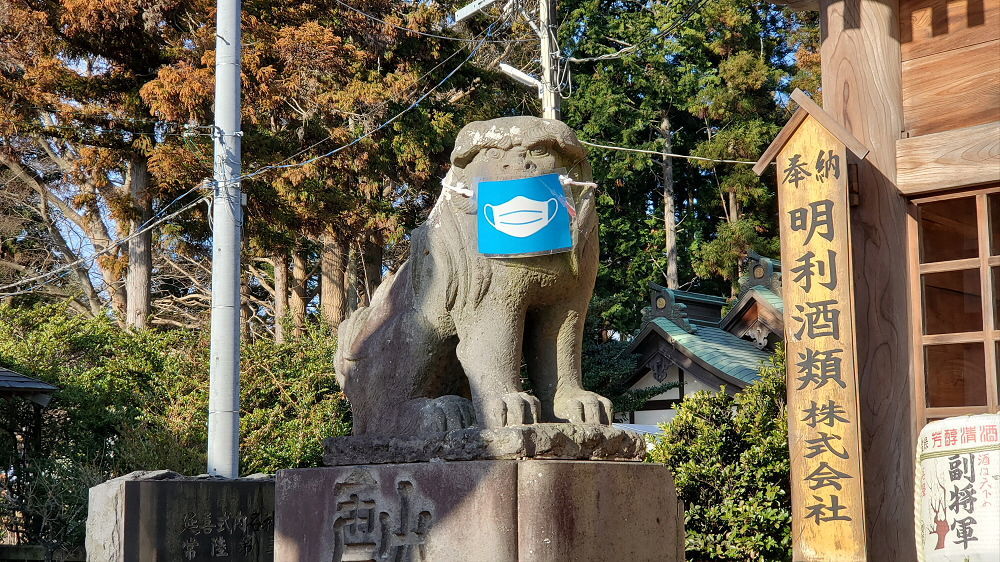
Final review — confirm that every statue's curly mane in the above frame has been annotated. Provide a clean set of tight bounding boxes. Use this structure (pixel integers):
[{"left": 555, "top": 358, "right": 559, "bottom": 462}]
[{"left": 450, "top": 118, "right": 588, "bottom": 174}]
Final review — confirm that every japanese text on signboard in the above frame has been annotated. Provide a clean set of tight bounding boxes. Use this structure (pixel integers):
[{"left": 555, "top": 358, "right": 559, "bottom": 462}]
[{"left": 775, "top": 115, "right": 866, "bottom": 558}]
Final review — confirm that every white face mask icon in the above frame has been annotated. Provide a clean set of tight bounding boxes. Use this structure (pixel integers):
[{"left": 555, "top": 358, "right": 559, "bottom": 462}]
[{"left": 483, "top": 196, "right": 559, "bottom": 238}]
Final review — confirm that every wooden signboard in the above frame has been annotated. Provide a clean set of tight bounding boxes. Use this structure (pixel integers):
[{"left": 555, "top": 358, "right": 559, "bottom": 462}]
[{"left": 755, "top": 90, "right": 871, "bottom": 562}]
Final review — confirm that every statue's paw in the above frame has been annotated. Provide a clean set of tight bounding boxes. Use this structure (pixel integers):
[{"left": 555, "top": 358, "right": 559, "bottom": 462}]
[
  {"left": 553, "top": 391, "right": 613, "bottom": 425},
  {"left": 416, "top": 395, "right": 477, "bottom": 434},
  {"left": 481, "top": 391, "right": 542, "bottom": 428}
]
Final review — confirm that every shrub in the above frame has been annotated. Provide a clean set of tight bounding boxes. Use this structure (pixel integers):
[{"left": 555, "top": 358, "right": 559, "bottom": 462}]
[
  {"left": 647, "top": 346, "right": 791, "bottom": 561},
  {"left": 0, "top": 302, "right": 349, "bottom": 549}
]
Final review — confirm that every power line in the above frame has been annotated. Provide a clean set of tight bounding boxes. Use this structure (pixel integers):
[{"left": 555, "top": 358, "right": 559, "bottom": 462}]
[
  {"left": 0, "top": 21, "right": 500, "bottom": 296},
  {"left": 331, "top": 0, "right": 533, "bottom": 43},
  {"left": 239, "top": 20, "right": 499, "bottom": 183},
  {"left": 254, "top": 20, "right": 492, "bottom": 171},
  {"left": 565, "top": 0, "right": 711, "bottom": 63},
  {"left": 579, "top": 139, "right": 758, "bottom": 165},
  {"left": 0, "top": 192, "right": 208, "bottom": 296}
]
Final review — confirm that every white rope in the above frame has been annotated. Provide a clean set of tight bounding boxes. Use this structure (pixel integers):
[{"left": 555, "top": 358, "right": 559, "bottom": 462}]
[
  {"left": 579, "top": 139, "right": 759, "bottom": 165},
  {"left": 441, "top": 179, "right": 473, "bottom": 197},
  {"left": 559, "top": 175, "right": 597, "bottom": 189}
]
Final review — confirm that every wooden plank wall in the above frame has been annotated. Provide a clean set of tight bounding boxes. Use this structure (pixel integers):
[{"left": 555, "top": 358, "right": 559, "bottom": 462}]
[
  {"left": 819, "top": 0, "right": 914, "bottom": 559},
  {"left": 900, "top": 0, "right": 1000, "bottom": 136},
  {"left": 897, "top": 122, "right": 1000, "bottom": 194}
]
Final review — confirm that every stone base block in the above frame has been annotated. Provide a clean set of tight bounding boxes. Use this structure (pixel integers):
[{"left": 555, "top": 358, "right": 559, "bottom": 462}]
[
  {"left": 323, "top": 423, "right": 647, "bottom": 466},
  {"left": 85, "top": 471, "right": 274, "bottom": 561},
  {"left": 275, "top": 460, "right": 684, "bottom": 561}
]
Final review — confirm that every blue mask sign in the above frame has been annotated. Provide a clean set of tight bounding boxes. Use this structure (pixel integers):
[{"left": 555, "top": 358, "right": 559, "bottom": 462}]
[{"left": 477, "top": 173, "right": 573, "bottom": 257}]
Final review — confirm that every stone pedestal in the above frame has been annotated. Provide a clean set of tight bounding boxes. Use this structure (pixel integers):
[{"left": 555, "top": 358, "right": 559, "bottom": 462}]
[
  {"left": 274, "top": 460, "right": 684, "bottom": 561},
  {"left": 322, "top": 423, "right": 647, "bottom": 465},
  {"left": 85, "top": 471, "right": 274, "bottom": 562}
]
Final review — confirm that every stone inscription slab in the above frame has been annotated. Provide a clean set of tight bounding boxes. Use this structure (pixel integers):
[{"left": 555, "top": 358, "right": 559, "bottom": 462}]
[
  {"left": 275, "top": 460, "right": 684, "bottom": 562},
  {"left": 87, "top": 473, "right": 274, "bottom": 562},
  {"left": 275, "top": 461, "right": 518, "bottom": 561}
]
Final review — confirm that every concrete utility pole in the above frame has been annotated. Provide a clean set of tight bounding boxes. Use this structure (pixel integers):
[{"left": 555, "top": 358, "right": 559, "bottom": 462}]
[
  {"left": 207, "top": 0, "right": 243, "bottom": 478},
  {"left": 539, "top": 0, "right": 560, "bottom": 120},
  {"left": 455, "top": 0, "right": 562, "bottom": 119}
]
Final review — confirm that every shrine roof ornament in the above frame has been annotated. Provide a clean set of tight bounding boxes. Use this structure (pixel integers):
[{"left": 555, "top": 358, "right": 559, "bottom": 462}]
[
  {"left": 647, "top": 282, "right": 699, "bottom": 334},
  {"left": 753, "top": 89, "right": 870, "bottom": 177}
]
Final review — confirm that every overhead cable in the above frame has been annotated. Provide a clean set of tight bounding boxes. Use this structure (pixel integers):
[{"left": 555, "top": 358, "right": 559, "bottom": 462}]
[
  {"left": 331, "top": 0, "right": 533, "bottom": 43},
  {"left": 580, "top": 139, "right": 758, "bottom": 165},
  {"left": 565, "top": 0, "right": 711, "bottom": 63},
  {"left": 0, "top": 193, "right": 209, "bottom": 295},
  {"left": 238, "top": 20, "right": 499, "bottom": 183},
  {"left": 259, "top": 26, "right": 481, "bottom": 170}
]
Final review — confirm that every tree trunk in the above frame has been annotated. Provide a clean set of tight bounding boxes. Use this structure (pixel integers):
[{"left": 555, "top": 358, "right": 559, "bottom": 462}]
[
  {"left": 240, "top": 269, "right": 255, "bottom": 342},
  {"left": 728, "top": 191, "right": 739, "bottom": 223},
  {"left": 125, "top": 153, "right": 152, "bottom": 329},
  {"left": 273, "top": 252, "right": 289, "bottom": 343},
  {"left": 320, "top": 229, "right": 348, "bottom": 329},
  {"left": 345, "top": 245, "right": 359, "bottom": 313},
  {"left": 659, "top": 116, "right": 679, "bottom": 289},
  {"left": 290, "top": 248, "right": 308, "bottom": 337},
  {"left": 360, "top": 230, "right": 383, "bottom": 306}
]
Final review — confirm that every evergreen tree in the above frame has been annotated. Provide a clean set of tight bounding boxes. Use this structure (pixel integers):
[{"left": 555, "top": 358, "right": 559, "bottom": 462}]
[
  {"left": 0, "top": 0, "right": 210, "bottom": 328},
  {"left": 0, "top": 0, "right": 523, "bottom": 334},
  {"left": 559, "top": 0, "right": 819, "bottom": 333},
  {"left": 139, "top": 0, "right": 523, "bottom": 334}
]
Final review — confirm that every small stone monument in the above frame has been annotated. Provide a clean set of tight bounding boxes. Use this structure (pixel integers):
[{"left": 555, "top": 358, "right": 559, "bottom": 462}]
[
  {"left": 275, "top": 117, "right": 685, "bottom": 561},
  {"left": 86, "top": 470, "right": 274, "bottom": 561}
]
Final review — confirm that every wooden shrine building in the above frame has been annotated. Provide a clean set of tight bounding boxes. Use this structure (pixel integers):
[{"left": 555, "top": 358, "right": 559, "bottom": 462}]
[
  {"left": 624, "top": 254, "right": 785, "bottom": 425},
  {"left": 760, "top": 0, "right": 998, "bottom": 557}
]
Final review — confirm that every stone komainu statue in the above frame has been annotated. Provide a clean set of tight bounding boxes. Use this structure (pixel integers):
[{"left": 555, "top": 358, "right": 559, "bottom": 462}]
[{"left": 335, "top": 116, "right": 612, "bottom": 436}]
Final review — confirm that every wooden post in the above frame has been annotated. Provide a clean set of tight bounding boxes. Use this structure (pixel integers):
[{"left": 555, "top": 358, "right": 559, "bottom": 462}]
[
  {"left": 780, "top": 117, "right": 867, "bottom": 561},
  {"left": 756, "top": 92, "right": 873, "bottom": 561},
  {"left": 818, "top": 0, "right": 915, "bottom": 559}
]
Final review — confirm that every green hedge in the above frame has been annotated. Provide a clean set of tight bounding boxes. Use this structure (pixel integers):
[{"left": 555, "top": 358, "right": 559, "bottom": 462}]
[
  {"left": 648, "top": 347, "right": 791, "bottom": 562},
  {"left": 0, "top": 302, "right": 349, "bottom": 548}
]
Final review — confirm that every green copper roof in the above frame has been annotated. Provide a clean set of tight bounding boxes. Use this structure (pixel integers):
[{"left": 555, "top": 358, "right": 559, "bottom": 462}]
[
  {"left": 649, "top": 317, "right": 770, "bottom": 385},
  {"left": 669, "top": 289, "right": 728, "bottom": 306},
  {"left": 752, "top": 286, "right": 784, "bottom": 314}
]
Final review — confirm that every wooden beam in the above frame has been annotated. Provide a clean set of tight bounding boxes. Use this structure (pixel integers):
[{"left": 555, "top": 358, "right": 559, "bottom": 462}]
[
  {"left": 918, "top": 257, "right": 982, "bottom": 274},
  {"left": 897, "top": 122, "right": 1000, "bottom": 195},
  {"left": 899, "top": 0, "right": 1000, "bottom": 62},
  {"left": 819, "top": 0, "right": 914, "bottom": 558}
]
